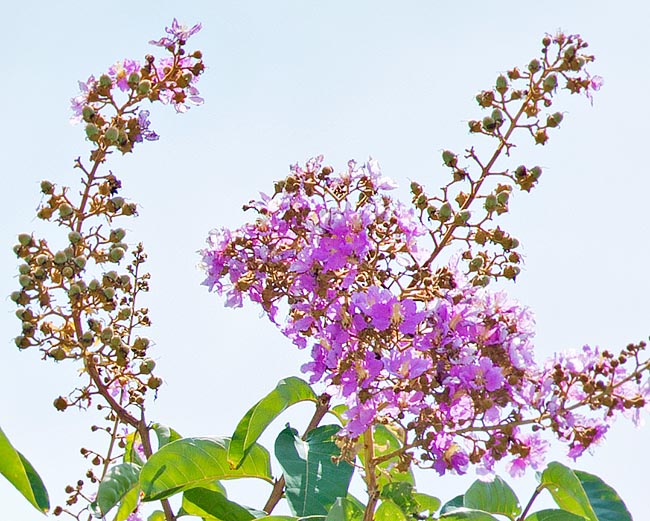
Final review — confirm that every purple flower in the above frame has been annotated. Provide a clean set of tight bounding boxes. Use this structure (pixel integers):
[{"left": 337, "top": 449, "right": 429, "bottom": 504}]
[
  {"left": 150, "top": 18, "right": 202, "bottom": 47},
  {"left": 108, "top": 59, "right": 140, "bottom": 92},
  {"left": 135, "top": 110, "right": 159, "bottom": 142},
  {"left": 69, "top": 75, "right": 96, "bottom": 124},
  {"left": 585, "top": 75, "right": 604, "bottom": 105}
]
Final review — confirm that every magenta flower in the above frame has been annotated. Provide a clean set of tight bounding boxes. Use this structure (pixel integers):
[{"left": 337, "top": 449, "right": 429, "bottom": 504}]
[
  {"left": 108, "top": 59, "right": 140, "bottom": 92},
  {"left": 69, "top": 75, "right": 96, "bottom": 124},
  {"left": 135, "top": 110, "right": 159, "bottom": 142},
  {"left": 150, "top": 18, "right": 202, "bottom": 47}
]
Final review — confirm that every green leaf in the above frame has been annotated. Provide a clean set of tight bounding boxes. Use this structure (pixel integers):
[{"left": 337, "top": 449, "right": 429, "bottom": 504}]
[
  {"left": 413, "top": 492, "right": 441, "bottom": 514},
  {"left": 574, "top": 470, "right": 632, "bottom": 521},
  {"left": 441, "top": 495, "right": 465, "bottom": 514},
  {"left": 140, "top": 437, "right": 272, "bottom": 501},
  {"left": 464, "top": 475, "right": 521, "bottom": 517},
  {"left": 327, "top": 405, "right": 348, "bottom": 425},
  {"left": 439, "top": 507, "right": 500, "bottom": 520},
  {"left": 181, "top": 487, "right": 263, "bottom": 520},
  {"left": 362, "top": 425, "right": 413, "bottom": 487},
  {"left": 325, "top": 497, "right": 364, "bottom": 521},
  {"left": 380, "top": 482, "right": 419, "bottom": 515},
  {"left": 112, "top": 484, "right": 140, "bottom": 521},
  {"left": 525, "top": 509, "right": 587, "bottom": 521},
  {"left": 229, "top": 377, "right": 317, "bottom": 469},
  {"left": 147, "top": 511, "right": 166, "bottom": 521},
  {"left": 375, "top": 500, "right": 407, "bottom": 521},
  {"left": 94, "top": 462, "right": 141, "bottom": 516},
  {"left": 541, "top": 462, "right": 597, "bottom": 521},
  {"left": 256, "top": 517, "right": 326, "bottom": 520},
  {"left": 0, "top": 426, "right": 49, "bottom": 512},
  {"left": 275, "top": 424, "right": 354, "bottom": 516},
  {"left": 151, "top": 423, "right": 182, "bottom": 449}
]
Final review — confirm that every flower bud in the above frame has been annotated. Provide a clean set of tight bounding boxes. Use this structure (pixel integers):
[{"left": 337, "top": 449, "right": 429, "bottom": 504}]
[
  {"left": 37, "top": 207, "right": 54, "bottom": 220},
  {"left": 118, "top": 307, "right": 131, "bottom": 320},
  {"left": 88, "top": 279, "right": 100, "bottom": 291},
  {"left": 99, "top": 74, "right": 112, "bottom": 88},
  {"left": 469, "top": 257, "right": 484, "bottom": 272},
  {"left": 121, "top": 203, "right": 137, "bottom": 216},
  {"left": 529, "top": 166, "right": 542, "bottom": 180},
  {"left": 484, "top": 195, "right": 497, "bottom": 211},
  {"left": 542, "top": 36, "right": 551, "bottom": 47},
  {"left": 455, "top": 210, "right": 471, "bottom": 225},
  {"left": 468, "top": 120, "right": 482, "bottom": 133},
  {"left": 110, "top": 196, "right": 124, "bottom": 210},
  {"left": 103, "top": 288, "right": 115, "bottom": 300},
  {"left": 110, "top": 228, "right": 126, "bottom": 242},
  {"left": 18, "top": 263, "right": 30, "bottom": 275},
  {"left": 105, "top": 127, "right": 119, "bottom": 143},
  {"left": 80, "top": 332, "right": 94, "bottom": 346},
  {"left": 128, "top": 72, "right": 140, "bottom": 86},
  {"left": 514, "top": 165, "right": 527, "bottom": 178},
  {"left": 496, "top": 191, "right": 509, "bottom": 205},
  {"left": 40, "top": 180, "right": 54, "bottom": 194},
  {"left": 110, "top": 335, "right": 122, "bottom": 349},
  {"left": 10, "top": 291, "right": 22, "bottom": 303},
  {"left": 100, "top": 328, "right": 113, "bottom": 343},
  {"left": 503, "top": 265, "right": 521, "bottom": 280},
  {"left": 442, "top": 150, "right": 457, "bottom": 168},
  {"left": 62, "top": 266, "right": 74, "bottom": 278},
  {"left": 473, "top": 275, "right": 490, "bottom": 287},
  {"left": 59, "top": 203, "right": 74, "bottom": 219},
  {"left": 68, "top": 284, "right": 81, "bottom": 297},
  {"left": 491, "top": 108, "right": 504, "bottom": 125},
  {"left": 15, "top": 335, "right": 30, "bottom": 349},
  {"left": 74, "top": 256, "right": 87, "bottom": 269}
]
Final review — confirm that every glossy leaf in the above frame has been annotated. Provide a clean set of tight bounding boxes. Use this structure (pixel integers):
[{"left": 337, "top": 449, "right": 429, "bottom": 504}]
[
  {"left": 541, "top": 462, "right": 597, "bottom": 521},
  {"left": 229, "top": 377, "right": 317, "bottom": 469},
  {"left": 0, "top": 426, "right": 49, "bottom": 512},
  {"left": 380, "top": 482, "right": 419, "bottom": 515},
  {"left": 464, "top": 475, "right": 521, "bottom": 517},
  {"left": 413, "top": 492, "right": 441, "bottom": 514},
  {"left": 375, "top": 500, "right": 407, "bottom": 521},
  {"left": 525, "top": 509, "right": 587, "bottom": 521},
  {"left": 574, "top": 470, "right": 632, "bottom": 521},
  {"left": 151, "top": 423, "right": 182, "bottom": 449},
  {"left": 440, "top": 507, "right": 500, "bottom": 520},
  {"left": 95, "top": 462, "right": 141, "bottom": 516},
  {"left": 275, "top": 425, "right": 354, "bottom": 516},
  {"left": 140, "top": 437, "right": 272, "bottom": 501},
  {"left": 256, "top": 517, "right": 326, "bottom": 520},
  {"left": 181, "top": 487, "right": 263, "bottom": 520},
  {"left": 147, "top": 511, "right": 166, "bottom": 521},
  {"left": 441, "top": 495, "right": 465, "bottom": 514},
  {"left": 325, "top": 497, "right": 364, "bottom": 521},
  {"left": 327, "top": 404, "right": 348, "bottom": 425},
  {"left": 112, "top": 484, "right": 140, "bottom": 521}
]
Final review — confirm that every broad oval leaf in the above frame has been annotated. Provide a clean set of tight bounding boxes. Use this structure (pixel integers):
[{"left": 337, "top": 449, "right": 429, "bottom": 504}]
[
  {"left": 256, "top": 517, "right": 326, "bottom": 520},
  {"left": 325, "top": 497, "right": 364, "bottom": 521},
  {"left": 541, "top": 462, "right": 597, "bottom": 521},
  {"left": 440, "top": 507, "right": 500, "bottom": 520},
  {"left": 95, "top": 462, "right": 141, "bottom": 516},
  {"left": 375, "top": 500, "right": 407, "bottom": 521},
  {"left": 0, "top": 426, "right": 49, "bottom": 512},
  {"left": 140, "top": 436, "right": 272, "bottom": 501},
  {"left": 464, "top": 475, "right": 521, "bottom": 517},
  {"left": 229, "top": 377, "right": 317, "bottom": 469},
  {"left": 413, "top": 492, "right": 441, "bottom": 514},
  {"left": 93, "top": 463, "right": 140, "bottom": 516},
  {"left": 275, "top": 425, "right": 354, "bottom": 516},
  {"left": 525, "top": 509, "right": 587, "bottom": 521},
  {"left": 181, "top": 487, "right": 264, "bottom": 520},
  {"left": 574, "top": 470, "right": 632, "bottom": 521},
  {"left": 147, "top": 511, "right": 165, "bottom": 521}
]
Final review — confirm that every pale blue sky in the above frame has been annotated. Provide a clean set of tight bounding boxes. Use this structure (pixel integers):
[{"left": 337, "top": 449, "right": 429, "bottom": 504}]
[{"left": 1, "top": 1, "right": 649, "bottom": 519}]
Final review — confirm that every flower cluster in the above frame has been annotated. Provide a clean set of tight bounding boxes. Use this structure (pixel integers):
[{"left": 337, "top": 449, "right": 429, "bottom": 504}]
[
  {"left": 70, "top": 18, "right": 204, "bottom": 155},
  {"left": 202, "top": 157, "right": 649, "bottom": 477}
]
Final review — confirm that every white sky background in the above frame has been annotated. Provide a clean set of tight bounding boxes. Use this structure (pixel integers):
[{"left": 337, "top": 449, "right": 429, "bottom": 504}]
[{"left": 1, "top": 1, "right": 649, "bottom": 519}]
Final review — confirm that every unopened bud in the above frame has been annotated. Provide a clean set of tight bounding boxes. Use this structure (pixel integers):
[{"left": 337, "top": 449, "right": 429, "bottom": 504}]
[
  {"left": 59, "top": 203, "right": 74, "bottom": 219},
  {"left": 18, "top": 233, "right": 32, "bottom": 247},
  {"left": 62, "top": 266, "right": 74, "bottom": 278},
  {"left": 18, "top": 263, "right": 30, "bottom": 275},
  {"left": 18, "top": 274, "right": 33, "bottom": 289},
  {"left": 85, "top": 124, "right": 100, "bottom": 140},
  {"left": 147, "top": 376, "right": 163, "bottom": 389},
  {"left": 438, "top": 203, "right": 452, "bottom": 221},
  {"left": 546, "top": 112, "right": 564, "bottom": 128},
  {"left": 495, "top": 75, "right": 508, "bottom": 94},
  {"left": 542, "top": 74, "right": 558, "bottom": 92},
  {"left": 482, "top": 116, "right": 496, "bottom": 132},
  {"left": 53, "top": 251, "right": 67, "bottom": 265},
  {"left": 103, "top": 288, "right": 115, "bottom": 300},
  {"left": 68, "top": 284, "right": 81, "bottom": 297},
  {"left": 82, "top": 106, "right": 96, "bottom": 122},
  {"left": 99, "top": 74, "right": 112, "bottom": 88},
  {"left": 139, "top": 358, "right": 156, "bottom": 374},
  {"left": 137, "top": 80, "right": 152, "bottom": 95},
  {"left": 68, "top": 231, "right": 82, "bottom": 244}
]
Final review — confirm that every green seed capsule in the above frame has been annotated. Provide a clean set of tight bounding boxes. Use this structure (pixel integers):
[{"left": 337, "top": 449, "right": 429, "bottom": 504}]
[
  {"left": 85, "top": 124, "right": 100, "bottom": 140},
  {"left": 495, "top": 75, "right": 508, "bottom": 94},
  {"left": 137, "top": 80, "right": 151, "bottom": 95},
  {"left": 482, "top": 116, "right": 496, "bottom": 132},
  {"left": 18, "top": 233, "right": 32, "bottom": 246},
  {"left": 528, "top": 59, "right": 541, "bottom": 73},
  {"left": 100, "top": 328, "right": 113, "bottom": 343},
  {"left": 68, "top": 284, "right": 81, "bottom": 297},
  {"left": 18, "top": 264, "right": 30, "bottom": 275},
  {"left": 103, "top": 288, "right": 115, "bottom": 300},
  {"left": 497, "top": 191, "right": 510, "bottom": 205},
  {"left": 542, "top": 74, "right": 558, "bottom": 92},
  {"left": 59, "top": 203, "right": 74, "bottom": 219},
  {"left": 438, "top": 203, "right": 452, "bottom": 221},
  {"left": 442, "top": 150, "right": 457, "bottom": 168},
  {"left": 99, "top": 74, "right": 112, "bottom": 88},
  {"left": 68, "top": 231, "right": 82, "bottom": 244},
  {"left": 82, "top": 106, "right": 96, "bottom": 122},
  {"left": 105, "top": 127, "right": 119, "bottom": 143},
  {"left": 110, "top": 247, "right": 125, "bottom": 262},
  {"left": 62, "top": 267, "right": 74, "bottom": 278},
  {"left": 147, "top": 376, "right": 163, "bottom": 390},
  {"left": 40, "top": 180, "right": 54, "bottom": 194},
  {"left": 74, "top": 256, "right": 87, "bottom": 269},
  {"left": 139, "top": 358, "right": 156, "bottom": 374},
  {"left": 485, "top": 194, "right": 497, "bottom": 211},
  {"left": 19, "top": 274, "right": 33, "bottom": 289}
]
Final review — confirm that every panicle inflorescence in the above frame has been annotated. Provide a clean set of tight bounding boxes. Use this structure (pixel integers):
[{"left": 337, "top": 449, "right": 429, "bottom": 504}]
[
  {"left": 201, "top": 33, "right": 649, "bottom": 477},
  {"left": 13, "top": 19, "right": 203, "bottom": 519}
]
